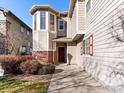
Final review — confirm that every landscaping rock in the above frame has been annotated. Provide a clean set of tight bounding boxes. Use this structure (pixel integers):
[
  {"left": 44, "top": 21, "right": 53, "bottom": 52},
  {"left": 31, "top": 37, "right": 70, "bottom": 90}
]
[{"left": 38, "top": 64, "right": 55, "bottom": 75}]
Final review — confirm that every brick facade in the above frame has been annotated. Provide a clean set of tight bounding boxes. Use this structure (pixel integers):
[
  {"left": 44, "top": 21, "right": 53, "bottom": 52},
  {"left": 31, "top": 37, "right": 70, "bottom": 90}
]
[{"left": 32, "top": 51, "right": 57, "bottom": 64}]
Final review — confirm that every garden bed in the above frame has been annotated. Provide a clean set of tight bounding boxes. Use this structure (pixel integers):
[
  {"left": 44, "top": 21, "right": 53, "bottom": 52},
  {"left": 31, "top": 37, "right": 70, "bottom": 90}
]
[
  {"left": 0, "top": 55, "right": 55, "bottom": 93},
  {"left": 0, "top": 55, "right": 55, "bottom": 75}
]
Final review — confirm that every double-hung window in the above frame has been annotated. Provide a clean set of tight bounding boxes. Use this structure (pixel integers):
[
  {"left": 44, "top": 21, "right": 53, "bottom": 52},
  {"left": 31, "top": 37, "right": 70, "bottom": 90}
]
[
  {"left": 83, "top": 35, "right": 93, "bottom": 56},
  {"left": 58, "top": 19, "right": 65, "bottom": 31},
  {"left": 50, "top": 13, "right": 55, "bottom": 31},
  {"left": 27, "top": 31, "right": 30, "bottom": 36},
  {"left": 40, "top": 11, "right": 46, "bottom": 30},
  {"left": 20, "top": 27, "right": 25, "bottom": 33},
  {"left": 34, "top": 14, "right": 37, "bottom": 30},
  {"left": 83, "top": 38, "right": 89, "bottom": 54}
]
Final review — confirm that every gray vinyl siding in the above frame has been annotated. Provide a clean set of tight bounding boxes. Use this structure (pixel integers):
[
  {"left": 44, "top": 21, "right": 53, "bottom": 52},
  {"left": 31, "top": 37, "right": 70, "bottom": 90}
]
[{"left": 83, "top": 0, "right": 124, "bottom": 93}]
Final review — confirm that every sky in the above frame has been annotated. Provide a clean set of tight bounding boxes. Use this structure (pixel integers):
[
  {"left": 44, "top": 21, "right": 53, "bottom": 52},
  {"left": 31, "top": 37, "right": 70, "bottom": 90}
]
[{"left": 0, "top": 0, "right": 70, "bottom": 28}]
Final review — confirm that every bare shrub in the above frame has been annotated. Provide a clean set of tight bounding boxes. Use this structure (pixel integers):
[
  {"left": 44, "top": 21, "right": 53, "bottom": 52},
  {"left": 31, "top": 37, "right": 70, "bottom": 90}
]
[
  {"left": 0, "top": 55, "right": 34, "bottom": 74},
  {"left": 0, "top": 55, "right": 22, "bottom": 74},
  {"left": 20, "top": 60, "right": 40, "bottom": 74}
]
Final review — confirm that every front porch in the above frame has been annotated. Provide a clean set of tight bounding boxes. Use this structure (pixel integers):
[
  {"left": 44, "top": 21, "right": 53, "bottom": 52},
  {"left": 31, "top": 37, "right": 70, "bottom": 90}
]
[{"left": 53, "top": 37, "right": 72, "bottom": 64}]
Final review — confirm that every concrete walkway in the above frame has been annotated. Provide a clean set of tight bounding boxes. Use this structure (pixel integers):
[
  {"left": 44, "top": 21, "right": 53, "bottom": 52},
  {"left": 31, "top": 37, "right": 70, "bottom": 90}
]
[{"left": 48, "top": 64, "right": 111, "bottom": 93}]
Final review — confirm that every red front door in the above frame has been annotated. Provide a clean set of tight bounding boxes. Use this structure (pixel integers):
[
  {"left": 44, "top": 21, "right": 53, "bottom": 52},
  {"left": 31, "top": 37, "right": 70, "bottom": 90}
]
[{"left": 58, "top": 47, "right": 65, "bottom": 63}]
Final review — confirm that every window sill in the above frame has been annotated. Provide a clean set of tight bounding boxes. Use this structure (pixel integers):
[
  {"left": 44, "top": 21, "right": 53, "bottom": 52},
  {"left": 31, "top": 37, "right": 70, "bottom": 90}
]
[
  {"left": 58, "top": 30, "right": 65, "bottom": 32},
  {"left": 49, "top": 31, "right": 56, "bottom": 33},
  {"left": 82, "top": 54, "right": 91, "bottom": 57}
]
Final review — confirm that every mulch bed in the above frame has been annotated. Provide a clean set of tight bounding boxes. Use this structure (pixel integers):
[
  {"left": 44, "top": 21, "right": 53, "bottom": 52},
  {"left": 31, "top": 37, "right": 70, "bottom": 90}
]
[{"left": 5, "top": 74, "right": 52, "bottom": 82}]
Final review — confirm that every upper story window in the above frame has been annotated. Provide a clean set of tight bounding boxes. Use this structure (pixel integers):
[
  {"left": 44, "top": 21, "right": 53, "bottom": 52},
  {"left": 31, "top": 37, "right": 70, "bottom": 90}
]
[
  {"left": 20, "top": 27, "right": 25, "bottom": 33},
  {"left": 27, "top": 31, "right": 30, "bottom": 36},
  {"left": 58, "top": 19, "right": 65, "bottom": 31},
  {"left": 86, "top": 0, "right": 92, "bottom": 13},
  {"left": 40, "top": 11, "right": 46, "bottom": 29},
  {"left": 50, "top": 13, "right": 55, "bottom": 31},
  {"left": 34, "top": 14, "right": 37, "bottom": 30}
]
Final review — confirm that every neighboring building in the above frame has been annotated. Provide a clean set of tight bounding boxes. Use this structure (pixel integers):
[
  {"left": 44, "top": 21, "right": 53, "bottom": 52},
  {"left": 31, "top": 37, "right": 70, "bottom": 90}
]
[
  {"left": 30, "top": 0, "right": 124, "bottom": 92},
  {"left": 0, "top": 7, "right": 32, "bottom": 55}
]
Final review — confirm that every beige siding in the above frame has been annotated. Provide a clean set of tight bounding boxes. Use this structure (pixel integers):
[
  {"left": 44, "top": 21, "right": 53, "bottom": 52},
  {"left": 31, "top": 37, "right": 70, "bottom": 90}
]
[
  {"left": 67, "top": 0, "right": 85, "bottom": 38},
  {"left": 49, "top": 32, "right": 56, "bottom": 51},
  {"left": 67, "top": 42, "right": 77, "bottom": 64},
  {"left": 83, "top": 0, "right": 124, "bottom": 93},
  {"left": 33, "top": 31, "right": 38, "bottom": 51},
  {"left": 78, "top": 1, "right": 85, "bottom": 32},
  {"left": 76, "top": 38, "right": 84, "bottom": 68},
  {"left": 57, "top": 31, "right": 66, "bottom": 37},
  {"left": 33, "top": 31, "right": 48, "bottom": 51},
  {"left": 67, "top": 3, "right": 77, "bottom": 38}
]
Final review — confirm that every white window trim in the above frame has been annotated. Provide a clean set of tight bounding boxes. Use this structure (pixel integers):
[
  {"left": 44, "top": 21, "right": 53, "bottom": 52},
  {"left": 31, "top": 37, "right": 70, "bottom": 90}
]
[
  {"left": 33, "top": 12, "right": 38, "bottom": 31},
  {"left": 58, "top": 19, "right": 65, "bottom": 31}
]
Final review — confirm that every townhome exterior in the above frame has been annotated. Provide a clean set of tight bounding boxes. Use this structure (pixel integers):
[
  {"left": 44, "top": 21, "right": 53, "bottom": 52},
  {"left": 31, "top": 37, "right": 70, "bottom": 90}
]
[
  {"left": 0, "top": 7, "right": 32, "bottom": 55},
  {"left": 30, "top": 5, "right": 69, "bottom": 63},
  {"left": 30, "top": 0, "right": 124, "bottom": 92}
]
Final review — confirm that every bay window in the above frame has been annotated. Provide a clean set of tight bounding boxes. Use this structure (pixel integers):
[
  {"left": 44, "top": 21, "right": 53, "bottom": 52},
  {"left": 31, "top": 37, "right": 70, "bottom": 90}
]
[
  {"left": 86, "top": 0, "right": 92, "bottom": 13},
  {"left": 34, "top": 14, "right": 37, "bottom": 30},
  {"left": 40, "top": 11, "right": 46, "bottom": 29},
  {"left": 50, "top": 13, "right": 55, "bottom": 31}
]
